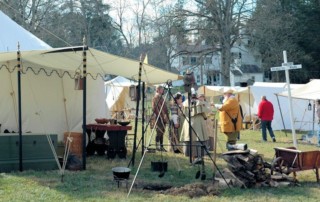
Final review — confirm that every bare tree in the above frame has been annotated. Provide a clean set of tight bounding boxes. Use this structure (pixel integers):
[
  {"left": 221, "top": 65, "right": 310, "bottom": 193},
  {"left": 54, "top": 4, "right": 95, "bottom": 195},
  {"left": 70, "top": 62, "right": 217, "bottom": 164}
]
[
  {"left": 174, "top": 0, "right": 254, "bottom": 85},
  {"left": 110, "top": 0, "right": 135, "bottom": 50},
  {"left": 0, "top": 0, "right": 58, "bottom": 31}
]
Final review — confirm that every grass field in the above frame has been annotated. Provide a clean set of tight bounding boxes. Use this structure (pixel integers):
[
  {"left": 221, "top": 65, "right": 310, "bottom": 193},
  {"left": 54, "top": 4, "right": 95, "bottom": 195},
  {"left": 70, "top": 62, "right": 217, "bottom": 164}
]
[{"left": 1, "top": 127, "right": 320, "bottom": 202}]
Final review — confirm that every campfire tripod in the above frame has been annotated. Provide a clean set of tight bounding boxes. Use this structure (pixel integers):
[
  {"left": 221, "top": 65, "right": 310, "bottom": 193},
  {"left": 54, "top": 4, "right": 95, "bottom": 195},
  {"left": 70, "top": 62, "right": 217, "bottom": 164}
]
[
  {"left": 127, "top": 82, "right": 172, "bottom": 197},
  {"left": 165, "top": 81, "right": 230, "bottom": 186}
]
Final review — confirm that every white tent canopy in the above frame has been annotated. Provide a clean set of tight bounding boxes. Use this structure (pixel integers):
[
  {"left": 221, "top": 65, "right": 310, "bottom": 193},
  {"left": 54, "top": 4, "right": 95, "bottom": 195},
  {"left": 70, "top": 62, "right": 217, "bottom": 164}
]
[
  {"left": 0, "top": 46, "right": 181, "bottom": 85},
  {"left": 277, "top": 79, "right": 320, "bottom": 101},
  {"left": 251, "top": 82, "right": 313, "bottom": 131}
]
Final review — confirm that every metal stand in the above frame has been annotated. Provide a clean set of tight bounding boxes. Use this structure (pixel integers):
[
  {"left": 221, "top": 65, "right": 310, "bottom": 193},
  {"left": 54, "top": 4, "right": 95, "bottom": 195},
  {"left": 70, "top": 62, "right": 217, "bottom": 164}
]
[
  {"left": 127, "top": 87, "right": 170, "bottom": 197},
  {"left": 166, "top": 87, "right": 230, "bottom": 187}
]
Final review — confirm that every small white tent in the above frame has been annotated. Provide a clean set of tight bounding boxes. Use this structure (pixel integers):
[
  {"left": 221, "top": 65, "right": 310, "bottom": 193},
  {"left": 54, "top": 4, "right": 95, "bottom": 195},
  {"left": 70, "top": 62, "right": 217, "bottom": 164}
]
[
  {"left": 198, "top": 85, "right": 254, "bottom": 119},
  {"left": 105, "top": 76, "right": 136, "bottom": 115},
  {"left": 251, "top": 82, "right": 313, "bottom": 131}
]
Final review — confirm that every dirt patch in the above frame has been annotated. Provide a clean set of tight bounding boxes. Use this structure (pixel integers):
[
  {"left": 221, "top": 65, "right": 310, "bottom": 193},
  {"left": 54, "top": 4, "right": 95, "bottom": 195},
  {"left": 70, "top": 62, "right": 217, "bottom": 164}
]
[{"left": 137, "top": 182, "right": 220, "bottom": 198}]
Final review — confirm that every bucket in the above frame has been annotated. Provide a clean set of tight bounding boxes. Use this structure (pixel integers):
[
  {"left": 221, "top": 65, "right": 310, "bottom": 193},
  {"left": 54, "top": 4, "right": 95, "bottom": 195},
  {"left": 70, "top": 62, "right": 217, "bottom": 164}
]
[
  {"left": 64, "top": 132, "right": 83, "bottom": 158},
  {"left": 151, "top": 161, "right": 168, "bottom": 172}
]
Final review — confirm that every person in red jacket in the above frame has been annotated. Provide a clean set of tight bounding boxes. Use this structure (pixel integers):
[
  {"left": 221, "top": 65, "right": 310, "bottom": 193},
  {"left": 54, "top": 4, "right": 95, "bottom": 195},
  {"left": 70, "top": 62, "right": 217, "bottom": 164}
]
[{"left": 257, "top": 95, "right": 276, "bottom": 142}]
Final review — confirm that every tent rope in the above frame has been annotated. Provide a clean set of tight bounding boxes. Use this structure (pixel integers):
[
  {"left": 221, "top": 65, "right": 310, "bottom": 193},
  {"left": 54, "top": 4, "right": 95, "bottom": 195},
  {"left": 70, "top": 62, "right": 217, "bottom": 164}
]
[
  {"left": 20, "top": 60, "right": 81, "bottom": 177},
  {"left": 22, "top": 67, "right": 64, "bottom": 173}
]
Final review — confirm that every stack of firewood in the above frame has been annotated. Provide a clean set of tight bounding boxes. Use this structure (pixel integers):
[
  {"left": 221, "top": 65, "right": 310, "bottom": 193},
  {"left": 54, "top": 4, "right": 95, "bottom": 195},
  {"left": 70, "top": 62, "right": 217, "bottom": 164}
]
[{"left": 221, "top": 150, "right": 272, "bottom": 188}]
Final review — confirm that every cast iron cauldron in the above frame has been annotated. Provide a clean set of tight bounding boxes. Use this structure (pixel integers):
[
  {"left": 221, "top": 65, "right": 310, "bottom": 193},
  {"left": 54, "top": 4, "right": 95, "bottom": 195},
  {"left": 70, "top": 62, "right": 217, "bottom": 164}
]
[{"left": 112, "top": 167, "right": 131, "bottom": 179}]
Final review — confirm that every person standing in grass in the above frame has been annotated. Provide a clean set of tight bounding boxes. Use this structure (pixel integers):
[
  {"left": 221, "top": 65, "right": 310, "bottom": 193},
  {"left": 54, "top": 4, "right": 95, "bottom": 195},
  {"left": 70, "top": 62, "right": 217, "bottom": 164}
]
[
  {"left": 213, "top": 88, "right": 242, "bottom": 150},
  {"left": 151, "top": 85, "right": 169, "bottom": 151},
  {"left": 169, "top": 92, "right": 183, "bottom": 153},
  {"left": 316, "top": 99, "right": 320, "bottom": 147},
  {"left": 257, "top": 95, "right": 276, "bottom": 142}
]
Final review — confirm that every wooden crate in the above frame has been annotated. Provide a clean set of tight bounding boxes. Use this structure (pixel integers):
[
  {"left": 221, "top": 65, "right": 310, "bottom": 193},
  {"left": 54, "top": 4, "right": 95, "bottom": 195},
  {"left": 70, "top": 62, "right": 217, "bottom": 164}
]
[{"left": 0, "top": 133, "right": 58, "bottom": 172}]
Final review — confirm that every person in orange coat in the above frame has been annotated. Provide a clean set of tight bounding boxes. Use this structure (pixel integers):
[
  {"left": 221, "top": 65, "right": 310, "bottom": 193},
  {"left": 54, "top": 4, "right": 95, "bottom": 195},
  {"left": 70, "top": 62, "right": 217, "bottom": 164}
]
[{"left": 213, "top": 88, "right": 242, "bottom": 150}]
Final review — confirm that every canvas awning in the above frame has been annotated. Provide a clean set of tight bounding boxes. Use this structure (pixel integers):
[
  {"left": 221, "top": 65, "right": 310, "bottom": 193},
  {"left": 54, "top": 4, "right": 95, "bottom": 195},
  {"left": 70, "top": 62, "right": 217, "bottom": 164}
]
[
  {"left": 198, "top": 85, "right": 251, "bottom": 97},
  {"left": 0, "top": 46, "right": 181, "bottom": 85},
  {"left": 277, "top": 79, "right": 320, "bottom": 100}
]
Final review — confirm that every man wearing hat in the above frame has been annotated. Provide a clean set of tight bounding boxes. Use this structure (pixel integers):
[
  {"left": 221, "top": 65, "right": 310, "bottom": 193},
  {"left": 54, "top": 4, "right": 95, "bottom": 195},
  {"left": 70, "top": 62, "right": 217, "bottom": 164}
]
[
  {"left": 213, "top": 88, "right": 242, "bottom": 150},
  {"left": 151, "top": 85, "right": 169, "bottom": 151}
]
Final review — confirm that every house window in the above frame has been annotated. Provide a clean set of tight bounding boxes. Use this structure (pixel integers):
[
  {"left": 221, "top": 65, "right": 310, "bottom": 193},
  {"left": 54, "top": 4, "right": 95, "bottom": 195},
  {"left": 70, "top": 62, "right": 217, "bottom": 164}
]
[
  {"left": 264, "top": 71, "right": 272, "bottom": 80},
  {"left": 182, "top": 57, "right": 188, "bottom": 65},
  {"left": 197, "top": 75, "right": 200, "bottom": 83},
  {"left": 191, "top": 57, "right": 197, "bottom": 65},
  {"left": 207, "top": 76, "right": 212, "bottom": 84},
  {"left": 239, "top": 52, "right": 242, "bottom": 59}
]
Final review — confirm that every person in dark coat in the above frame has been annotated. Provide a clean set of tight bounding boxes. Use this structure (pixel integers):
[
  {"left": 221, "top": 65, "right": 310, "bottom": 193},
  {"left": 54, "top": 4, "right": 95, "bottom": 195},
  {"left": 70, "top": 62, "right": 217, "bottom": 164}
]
[{"left": 151, "top": 85, "right": 169, "bottom": 151}]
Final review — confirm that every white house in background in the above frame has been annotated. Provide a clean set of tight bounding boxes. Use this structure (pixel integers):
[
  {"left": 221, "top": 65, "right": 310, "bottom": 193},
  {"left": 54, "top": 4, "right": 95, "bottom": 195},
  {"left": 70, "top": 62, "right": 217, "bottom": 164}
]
[{"left": 170, "top": 33, "right": 264, "bottom": 86}]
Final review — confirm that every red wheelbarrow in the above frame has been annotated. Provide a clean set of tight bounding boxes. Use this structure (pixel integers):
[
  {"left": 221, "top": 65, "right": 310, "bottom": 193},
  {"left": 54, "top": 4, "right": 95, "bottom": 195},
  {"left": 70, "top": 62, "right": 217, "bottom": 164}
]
[{"left": 271, "top": 147, "right": 320, "bottom": 182}]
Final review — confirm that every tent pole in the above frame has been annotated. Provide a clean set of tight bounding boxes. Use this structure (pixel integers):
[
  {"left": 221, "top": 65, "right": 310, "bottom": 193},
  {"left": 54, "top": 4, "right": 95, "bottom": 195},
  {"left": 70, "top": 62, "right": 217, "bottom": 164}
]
[
  {"left": 82, "top": 43, "right": 87, "bottom": 170},
  {"left": 312, "top": 101, "right": 315, "bottom": 136},
  {"left": 188, "top": 92, "right": 192, "bottom": 164},
  {"left": 141, "top": 82, "right": 145, "bottom": 155},
  {"left": 17, "top": 43, "right": 23, "bottom": 171},
  {"left": 131, "top": 53, "right": 145, "bottom": 167},
  {"left": 275, "top": 94, "right": 287, "bottom": 136},
  {"left": 249, "top": 86, "right": 251, "bottom": 123}
]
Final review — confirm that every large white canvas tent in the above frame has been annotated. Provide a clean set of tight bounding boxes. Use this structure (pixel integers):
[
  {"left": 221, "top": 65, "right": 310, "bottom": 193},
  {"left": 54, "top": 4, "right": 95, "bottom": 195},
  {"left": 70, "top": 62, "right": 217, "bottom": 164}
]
[
  {"left": 0, "top": 11, "right": 50, "bottom": 51},
  {"left": 250, "top": 82, "right": 313, "bottom": 131},
  {"left": 0, "top": 11, "right": 180, "bottom": 141},
  {"left": 0, "top": 11, "right": 108, "bottom": 141},
  {"left": 277, "top": 79, "right": 320, "bottom": 134}
]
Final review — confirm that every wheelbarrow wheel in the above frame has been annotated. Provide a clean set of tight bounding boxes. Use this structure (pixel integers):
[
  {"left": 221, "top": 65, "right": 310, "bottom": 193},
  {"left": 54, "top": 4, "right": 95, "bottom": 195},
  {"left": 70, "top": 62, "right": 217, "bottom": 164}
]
[{"left": 271, "top": 157, "right": 290, "bottom": 175}]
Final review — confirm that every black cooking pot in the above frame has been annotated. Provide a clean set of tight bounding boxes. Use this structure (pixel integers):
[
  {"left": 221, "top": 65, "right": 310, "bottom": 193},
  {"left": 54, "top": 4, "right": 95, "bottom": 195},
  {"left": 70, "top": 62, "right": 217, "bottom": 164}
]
[
  {"left": 112, "top": 167, "right": 131, "bottom": 180},
  {"left": 151, "top": 161, "right": 168, "bottom": 172}
]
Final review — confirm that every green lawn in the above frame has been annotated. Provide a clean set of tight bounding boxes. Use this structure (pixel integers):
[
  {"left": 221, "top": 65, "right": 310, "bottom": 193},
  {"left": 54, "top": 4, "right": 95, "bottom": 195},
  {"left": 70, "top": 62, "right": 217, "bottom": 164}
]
[{"left": 1, "top": 128, "right": 319, "bottom": 202}]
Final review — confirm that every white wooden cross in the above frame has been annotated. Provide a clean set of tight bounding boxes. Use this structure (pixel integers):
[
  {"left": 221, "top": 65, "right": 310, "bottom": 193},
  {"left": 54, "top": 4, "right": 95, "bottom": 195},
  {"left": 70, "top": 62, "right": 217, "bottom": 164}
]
[{"left": 271, "top": 51, "right": 302, "bottom": 148}]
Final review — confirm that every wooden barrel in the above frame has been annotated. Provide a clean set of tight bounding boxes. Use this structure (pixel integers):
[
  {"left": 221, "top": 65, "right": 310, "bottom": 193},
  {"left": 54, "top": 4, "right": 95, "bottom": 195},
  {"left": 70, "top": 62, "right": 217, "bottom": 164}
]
[{"left": 63, "top": 132, "right": 83, "bottom": 158}]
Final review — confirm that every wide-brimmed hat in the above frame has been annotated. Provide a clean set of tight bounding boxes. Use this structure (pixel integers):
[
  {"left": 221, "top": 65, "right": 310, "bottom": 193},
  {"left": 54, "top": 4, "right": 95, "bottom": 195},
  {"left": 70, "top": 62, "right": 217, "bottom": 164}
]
[
  {"left": 223, "top": 88, "right": 234, "bottom": 94},
  {"left": 197, "top": 93, "right": 205, "bottom": 98}
]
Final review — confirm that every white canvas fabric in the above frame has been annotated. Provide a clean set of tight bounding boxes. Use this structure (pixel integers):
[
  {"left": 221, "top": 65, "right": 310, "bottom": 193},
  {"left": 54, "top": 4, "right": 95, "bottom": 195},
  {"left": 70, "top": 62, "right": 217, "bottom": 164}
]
[
  {"left": 0, "top": 11, "right": 180, "bottom": 140},
  {"left": 251, "top": 82, "right": 313, "bottom": 131}
]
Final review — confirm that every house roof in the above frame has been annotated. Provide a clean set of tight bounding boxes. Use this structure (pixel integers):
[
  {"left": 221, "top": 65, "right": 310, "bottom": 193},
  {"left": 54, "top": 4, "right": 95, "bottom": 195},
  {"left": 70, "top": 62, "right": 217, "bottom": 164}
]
[
  {"left": 231, "top": 69, "right": 243, "bottom": 76},
  {"left": 240, "top": 64, "right": 261, "bottom": 73},
  {"left": 176, "top": 44, "right": 216, "bottom": 54}
]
